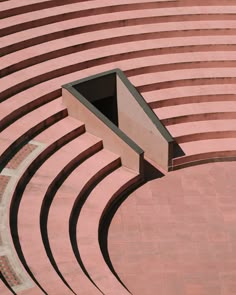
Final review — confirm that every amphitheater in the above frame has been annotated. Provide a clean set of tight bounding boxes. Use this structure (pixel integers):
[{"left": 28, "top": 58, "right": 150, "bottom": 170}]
[{"left": 1, "top": 0, "right": 236, "bottom": 294}]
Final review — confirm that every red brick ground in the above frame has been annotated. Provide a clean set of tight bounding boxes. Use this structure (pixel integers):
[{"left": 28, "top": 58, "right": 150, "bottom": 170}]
[
  {"left": 6, "top": 143, "right": 37, "bottom": 170},
  {"left": 0, "top": 256, "right": 21, "bottom": 287},
  {"left": 0, "top": 175, "right": 10, "bottom": 203}
]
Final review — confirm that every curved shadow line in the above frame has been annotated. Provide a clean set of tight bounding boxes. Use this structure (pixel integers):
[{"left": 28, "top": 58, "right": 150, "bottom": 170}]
[
  {"left": 0, "top": 271, "right": 16, "bottom": 295},
  {"left": 98, "top": 160, "right": 165, "bottom": 294},
  {"left": 9, "top": 124, "right": 84, "bottom": 295},
  {"left": 98, "top": 178, "right": 142, "bottom": 295},
  {"left": 69, "top": 162, "right": 122, "bottom": 295}
]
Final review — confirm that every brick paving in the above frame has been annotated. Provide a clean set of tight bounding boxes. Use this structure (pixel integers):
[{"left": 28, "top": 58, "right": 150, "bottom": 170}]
[
  {"left": 6, "top": 143, "right": 37, "bottom": 170},
  {"left": 0, "top": 175, "right": 10, "bottom": 203},
  {"left": 0, "top": 256, "right": 21, "bottom": 287}
]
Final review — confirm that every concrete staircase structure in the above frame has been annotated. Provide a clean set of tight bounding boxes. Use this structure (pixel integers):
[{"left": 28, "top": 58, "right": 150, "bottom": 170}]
[{"left": 1, "top": 0, "right": 236, "bottom": 294}]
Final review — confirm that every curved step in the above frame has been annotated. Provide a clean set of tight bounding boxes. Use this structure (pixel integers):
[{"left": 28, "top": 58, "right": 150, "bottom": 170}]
[
  {"left": 0, "top": 0, "right": 92, "bottom": 19},
  {"left": 146, "top": 83, "right": 236, "bottom": 107},
  {"left": 173, "top": 138, "right": 236, "bottom": 169},
  {"left": 0, "top": 0, "right": 173, "bottom": 19},
  {"left": 2, "top": 54, "right": 236, "bottom": 134},
  {"left": 3, "top": 41, "right": 236, "bottom": 102},
  {"left": 167, "top": 119, "right": 236, "bottom": 143},
  {"left": 3, "top": 51, "right": 236, "bottom": 115},
  {"left": 2, "top": 2, "right": 236, "bottom": 49},
  {"left": 154, "top": 101, "right": 236, "bottom": 125},
  {"left": 3, "top": 20, "right": 236, "bottom": 76},
  {"left": 17, "top": 133, "right": 103, "bottom": 294},
  {"left": 77, "top": 167, "right": 140, "bottom": 295},
  {"left": 3, "top": 7, "right": 236, "bottom": 57},
  {"left": 131, "top": 67, "right": 236, "bottom": 92},
  {"left": 0, "top": 0, "right": 183, "bottom": 37},
  {"left": 0, "top": 98, "right": 67, "bottom": 168},
  {"left": 47, "top": 149, "right": 121, "bottom": 294},
  {"left": 3, "top": 0, "right": 236, "bottom": 20},
  {"left": 1, "top": 117, "right": 85, "bottom": 292}
]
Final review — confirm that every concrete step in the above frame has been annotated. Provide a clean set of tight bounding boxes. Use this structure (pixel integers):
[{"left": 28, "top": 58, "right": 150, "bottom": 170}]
[
  {"left": 173, "top": 138, "right": 236, "bottom": 169},
  {"left": 0, "top": 0, "right": 181, "bottom": 36},
  {"left": 146, "top": 83, "right": 236, "bottom": 109},
  {"left": 1, "top": 116, "right": 85, "bottom": 293},
  {"left": 167, "top": 119, "right": 236, "bottom": 143},
  {"left": 17, "top": 133, "right": 103, "bottom": 294},
  {"left": 154, "top": 101, "right": 236, "bottom": 125},
  {"left": 77, "top": 166, "right": 140, "bottom": 295},
  {"left": 47, "top": 149, "right": 120, "bottom": 294},
  {"left": 0, "top": 98, "right": 67, "bottom": 169},
  {"left": 3, "top": 19, "right": 236, "bottom": 75}
]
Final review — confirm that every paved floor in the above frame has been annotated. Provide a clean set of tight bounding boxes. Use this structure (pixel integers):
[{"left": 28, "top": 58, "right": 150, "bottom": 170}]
[{"left": 108, "top": 162, "right": 236, "bottom": 295}]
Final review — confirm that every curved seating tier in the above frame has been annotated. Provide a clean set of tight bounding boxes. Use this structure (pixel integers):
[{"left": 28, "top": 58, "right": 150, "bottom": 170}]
[
  {"left": 77, "top": 167, "right": 140, "bottom": 295},
  {"left": 17, "top": 134, "right": 103, "bottom": 294},
  {"left": 1, "top": 0, "right": 236, "bottom": 293},
  {"left": 47, "top": 149, "right": 121, "bottom": 295}
]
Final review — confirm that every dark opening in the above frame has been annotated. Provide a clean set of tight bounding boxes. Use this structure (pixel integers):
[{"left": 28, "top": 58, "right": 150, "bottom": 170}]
[
  {"left": 73, "top": 73, "right": 118, "bottom": 126},
  {"left": 93, "top": 96, "right": 118, "bottom": 126}
]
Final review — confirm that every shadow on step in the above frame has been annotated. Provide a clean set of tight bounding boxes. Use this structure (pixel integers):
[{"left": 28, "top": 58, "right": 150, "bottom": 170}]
[
  {"left": 69, "top": 161, "right": 121, "bottom": 293},
  {"left": 99, "top": 160, "right": 164, "bottom": 292},
  {"left": 0, "top": 271, "right": 16, "bottom": 295},
  {"left": 173, "top": 142, "right": 185, "bottom": 158},
  {"left": 143, "top": 159, "right": 164, "bottom": 181}
]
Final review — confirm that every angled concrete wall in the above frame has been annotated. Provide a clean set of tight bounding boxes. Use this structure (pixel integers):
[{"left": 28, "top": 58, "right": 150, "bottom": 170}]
[
  {"left": 116, "top": 74, "right": 173, "bottom": 171},
  {"left": 62, "top": 88, "right": 143, "bottom": 174}
]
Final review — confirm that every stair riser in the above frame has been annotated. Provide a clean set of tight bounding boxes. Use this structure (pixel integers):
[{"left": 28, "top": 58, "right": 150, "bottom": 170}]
[
  {"left": 149, "top": 94, "right": 236, "bottom": 109},
  {"left": 0, "top": 0, "right": 90, "bottom": 19},
  {"left": 175, "top": 130, "right": 236, "bottom": 143},
  {"left": 139, "top": 77, "right": 236, "bottom": 93},
  {"left": 0, "top": 110, "right": 67, "bottom": 171},
  {"left": 172, "top": 155, "right": 236, "bottom": 170},
  {"left": 173, "top": 150, "right": 236, "bottom": 167},
  {"left": 0, "top": 90, "right": 61, "bottom": 132},
  {"left": 162, "top": 112, "right": 236, "bottom": 125},
  {"left": 3, "top": 0, "right": 236, "bottom": 19}
]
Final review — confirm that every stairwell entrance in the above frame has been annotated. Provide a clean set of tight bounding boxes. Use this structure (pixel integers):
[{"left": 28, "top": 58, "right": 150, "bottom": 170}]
[
  {"left": 62, "top": 69, "right": 174, "bottom": 171},
  {"left": 73, "top": 73, "right": 118, "bottom": 126}
]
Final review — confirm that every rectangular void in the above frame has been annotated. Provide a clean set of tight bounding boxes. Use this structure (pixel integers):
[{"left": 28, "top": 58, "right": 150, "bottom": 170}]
[
  {"left": 74, "top": 73, "right": 118, "bottom": 126},
  {"left": 62, "top": 69, "right": 174, "bottom": 171}
]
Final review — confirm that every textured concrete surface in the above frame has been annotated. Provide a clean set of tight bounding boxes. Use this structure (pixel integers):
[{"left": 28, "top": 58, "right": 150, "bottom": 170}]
[{"left": 109, "top": 162, "right": 236, "bottom": 295}]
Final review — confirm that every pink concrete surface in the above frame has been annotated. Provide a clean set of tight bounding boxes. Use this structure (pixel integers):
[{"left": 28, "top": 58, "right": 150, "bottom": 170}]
[
  {"left": 17, "top": 133, "right": 102, "bottom": 294},
  {"left": 1, "top": 0, "right": 236, "bottom": 293},
  {"left": 0, "top": 278, "right": 13, "bottom": 295},
  {"left": 109, "top": 161, "right": 236, "bottom": 295},
  {"left": 77, "top": 167, "right": 140, "bottom": 295},
  {"left": 47, "top": 149, "right": 120, "bottom": 295},
  {"left": 0, "top": 98, "right": 66, "bottom": 157},
  {"left": 167, "top": 120, "right": 236, "bottom": 143}
]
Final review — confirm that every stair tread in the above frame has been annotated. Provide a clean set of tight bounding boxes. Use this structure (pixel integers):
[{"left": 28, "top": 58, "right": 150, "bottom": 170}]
[
  {"left": 0, "top": 98, "right": 65, "bottom": 156},
  {"left": 0, "top": 0, "right": 173, "bottom": 31},
  {"left": 48, "top": 149, "right": 120, "bottom": 294},
  {"left": 17, "top": 134, "right": 102, "bottom": 294},
  {"left": 154, "top": 101, "right": 236, "bottom": 120},
  {"left": 167, "top": 119, "right": 236, "bottom": 138},
  {"left": 3, "top": 22, "right": 236, "bottom": 72},
  {"left": 178, "top": 138, "right": 236, "bottom": 157},
  {"left": 3, "top": 7, "right": 236, "bottom": 50},
  {"left": 0, "top": 0, "right": 168, "bottom": 16},
  {"left": 145, "top": 84, "right": 236, "bottom": 104},
  {"left": 131, "top": 67, "right": 236, "bottom": 88},
  {"left": 77, "top": 166, "right": 139, "bottom": 295},
  {"left": 33, "top": 115, "right": 84, "bottom": 143}
]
